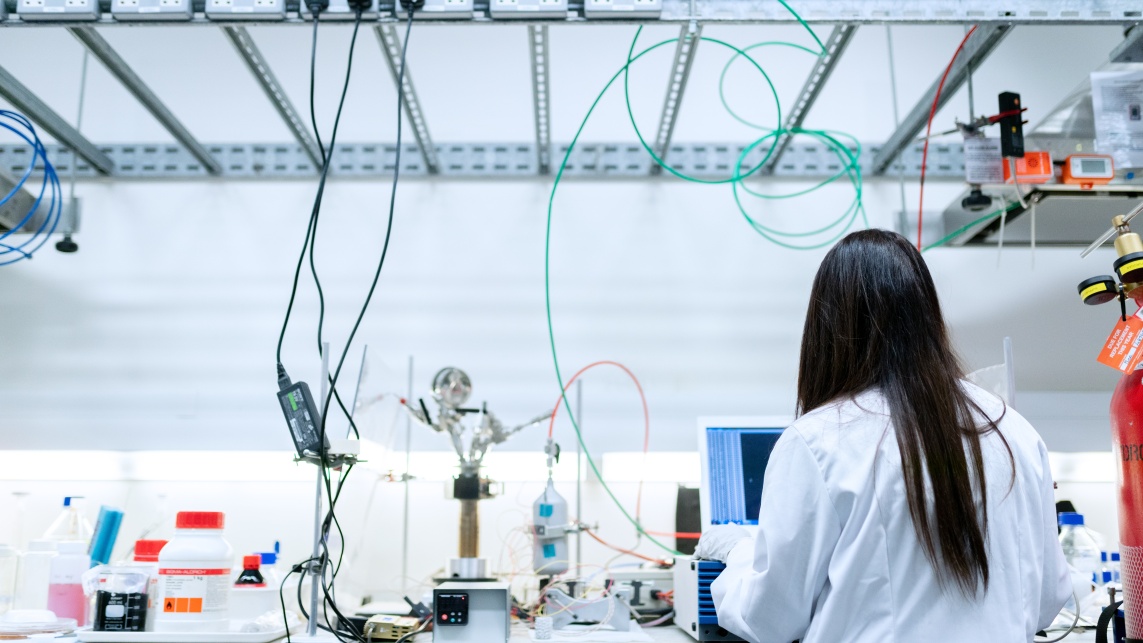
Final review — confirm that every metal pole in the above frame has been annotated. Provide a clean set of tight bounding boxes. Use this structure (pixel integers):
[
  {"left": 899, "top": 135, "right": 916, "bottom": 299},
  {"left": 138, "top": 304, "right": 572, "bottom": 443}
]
[
  {"left": 574, "top": 379, "right": 583, "bottom": 571},
  {"left": 402, "top": 355, "right": 413, "bottom": 595},
  {"left": 308, "top": 342, "right": 330, "bottom": 637}
]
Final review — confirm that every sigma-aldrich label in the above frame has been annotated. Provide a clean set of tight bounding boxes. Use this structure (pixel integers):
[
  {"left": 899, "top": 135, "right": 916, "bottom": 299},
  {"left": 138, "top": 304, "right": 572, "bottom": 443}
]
[{"left": 158, "top": 568, "right": 230, "bottom": 616}]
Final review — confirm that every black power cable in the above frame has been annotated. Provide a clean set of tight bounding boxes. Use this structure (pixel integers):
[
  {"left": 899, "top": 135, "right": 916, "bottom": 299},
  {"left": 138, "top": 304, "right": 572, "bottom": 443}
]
[
  {"left": 276, "top": 3, "right": 364, "bottom": 439},
  {"left": 308, "top": 8, "right": 420, "bottom": 642},
  {"left": 279, "top": 3, "right": 420, "bottom": 641}
]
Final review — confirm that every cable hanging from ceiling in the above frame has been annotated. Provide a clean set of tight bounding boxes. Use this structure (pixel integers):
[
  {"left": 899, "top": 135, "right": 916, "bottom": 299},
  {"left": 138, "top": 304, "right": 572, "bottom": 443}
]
[{"left": 0, "top": 110, "right": 63, "bottom": 266}]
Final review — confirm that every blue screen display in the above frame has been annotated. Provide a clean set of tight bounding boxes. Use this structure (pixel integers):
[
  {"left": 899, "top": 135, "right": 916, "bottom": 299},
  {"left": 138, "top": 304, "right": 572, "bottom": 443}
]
[{"left": 706, "top": 427, "right": 784, "bottom": 525}]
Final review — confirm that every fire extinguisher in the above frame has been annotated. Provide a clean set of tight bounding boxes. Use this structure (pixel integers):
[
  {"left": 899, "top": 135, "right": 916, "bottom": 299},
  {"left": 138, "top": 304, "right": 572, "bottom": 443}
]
[{"left": 1080, "top": 205, "right": 1143, "bottom": 642}]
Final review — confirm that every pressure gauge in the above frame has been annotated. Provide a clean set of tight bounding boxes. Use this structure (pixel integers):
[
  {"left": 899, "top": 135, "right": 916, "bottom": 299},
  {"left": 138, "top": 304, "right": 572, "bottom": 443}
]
[{"left": 1063, "top": 154, "right": 1114, "bottom": 185}]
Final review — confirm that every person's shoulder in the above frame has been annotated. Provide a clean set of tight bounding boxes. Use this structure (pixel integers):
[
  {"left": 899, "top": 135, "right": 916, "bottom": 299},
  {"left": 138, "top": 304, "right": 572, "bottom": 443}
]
[
  {"left": 960, "top": 380, "right": 1047, "bottom": 452},
  {"left": 787, "top": 389, "right": 891, "bottom": 451}
]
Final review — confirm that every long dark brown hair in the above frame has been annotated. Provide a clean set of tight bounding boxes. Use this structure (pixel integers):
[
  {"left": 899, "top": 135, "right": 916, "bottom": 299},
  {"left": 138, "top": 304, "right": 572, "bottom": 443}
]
[{"left": 796, "top": 229, "right": 1010, "bottom": 597}]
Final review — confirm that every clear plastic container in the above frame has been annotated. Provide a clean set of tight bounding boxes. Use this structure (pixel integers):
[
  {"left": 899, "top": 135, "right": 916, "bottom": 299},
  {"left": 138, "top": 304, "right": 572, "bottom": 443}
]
[
  {"left": 46, "top": 541, "right": 90, "bottom": 624},
  {"left": 0, "top": 545, "right": 18, "bottom": 614},
  {"left": 1060, "top": 512, "right": 1102, "bottom": 601},
  {"left": 154, "top": 512, "right": 233, "bottom": 633},
  {"left": 125, "top": 540, "right": 166, "bottom": 631},
  {"left": 14, "top": 540, "right": 56, "bottom": 611},
  {"left": 43, "top": 498, "right": 94, "bottom": 545}
]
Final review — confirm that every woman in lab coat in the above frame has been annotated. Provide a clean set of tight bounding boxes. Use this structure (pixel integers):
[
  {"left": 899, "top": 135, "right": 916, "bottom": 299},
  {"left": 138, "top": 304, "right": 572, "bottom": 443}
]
[{"left": 697, "top": 230, "right": 1072, "bottom": 643}]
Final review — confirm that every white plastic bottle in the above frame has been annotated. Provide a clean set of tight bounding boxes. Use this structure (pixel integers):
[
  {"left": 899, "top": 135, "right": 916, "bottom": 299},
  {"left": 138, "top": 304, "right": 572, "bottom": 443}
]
[
  {"left": 125, "top": 540, "right": 167, "bottom": 631},
  {"left": 14, "top": 540, "right": 56, "bottom": 610},
  {"left": 0, "top": 545, "right": 17, "bottom": 614},
  {"left": 46, "top": 541, "right": 90, "bottom": 624},
  {"left": 155, "top": 512, "right": 233, "bottom": 633},
  {"left": 1059, "top": 513, "right": 1102, "bottom": 601},
  {"left": 43, "top": 498, "right": 94, "bottom": 544},
  {"left": 532, "top": 480, "right": 569, "bottom": 576}
]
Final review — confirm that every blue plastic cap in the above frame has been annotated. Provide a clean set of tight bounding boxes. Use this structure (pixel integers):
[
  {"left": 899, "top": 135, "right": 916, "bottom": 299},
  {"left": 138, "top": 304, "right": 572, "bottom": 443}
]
[
  {"left": 63, "top": 497, "right": 72, "bottom": 507},
  {"left": 1058, "top": 512, "right": 1084, "bottom": 526},
  {"left": 1113, "top": 552, "right": 1122, "bottom": 562},
  {"left": 1094, "top": 571, "right": 1114, "bottom": 584},
  {"left": 1103, "top": 551, "right": 1109, "bottom": 562},
  {"left": 260, "top": 552, "right": 278, "bottom": 566}
]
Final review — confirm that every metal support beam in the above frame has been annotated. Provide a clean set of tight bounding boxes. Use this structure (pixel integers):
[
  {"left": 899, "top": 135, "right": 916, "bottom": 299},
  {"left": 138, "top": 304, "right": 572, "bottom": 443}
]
[
  {"left": 221, "top": 26, "right": 322, "bottom": 168},
  {"left": 528, "top": 25, "right": 552, "bottom": 175},
  {"left": 0, "top": 65, "right": 114, "bottom": 175},
  {"left": 68, "top": 26, "right": 222, "bottom": 175},
  {"left": 650, "top": 24, "right": 701, "bottom": 175},
  {"left": 761, "top": 25, "right": 856, "bottom": 175},
  {"left": 871, "top": 24, "right": 1012, "bottom": 175},
  {"left": 374, "top": 24, "right": 441, "bottom": 175},
  {"left": 1111, "top": 24, "right": 1143, "bottom": 63}
]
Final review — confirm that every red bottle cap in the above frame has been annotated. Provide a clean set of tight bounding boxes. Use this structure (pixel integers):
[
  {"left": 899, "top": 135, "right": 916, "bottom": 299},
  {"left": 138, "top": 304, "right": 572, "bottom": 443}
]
[
  {"left": 243, "top": 555, "right": 261, "bottom": 570},
  {"left": 134, "top": 539, "right": 168, "bottom": 562},
  {"left": 175, "top": 511, "right": 225, "bottom": 530}
]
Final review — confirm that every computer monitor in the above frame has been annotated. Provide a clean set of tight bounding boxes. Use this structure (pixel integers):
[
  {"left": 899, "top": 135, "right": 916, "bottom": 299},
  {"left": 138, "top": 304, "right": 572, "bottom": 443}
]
[{"left": 697, "top": 416, "right": 791, "bottom": 534}]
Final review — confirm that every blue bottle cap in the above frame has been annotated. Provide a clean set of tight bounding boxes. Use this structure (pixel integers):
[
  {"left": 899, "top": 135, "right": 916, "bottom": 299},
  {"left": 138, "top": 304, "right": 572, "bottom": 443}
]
[
  {"left": 1113, "top": 552, "right": 1121, "bottom": 562},
  {"left": 1103, "top": 551, "right": 1109, "bottom": 562},
  {"left": 260, "top": 552, "right": 278, "bottom": 566},
  {"left": 1094, "top": 570, "right": 1114, "bottom": 584},
  {"left": 1058, "top": 512, "right": 1084, "bottom": 526}
]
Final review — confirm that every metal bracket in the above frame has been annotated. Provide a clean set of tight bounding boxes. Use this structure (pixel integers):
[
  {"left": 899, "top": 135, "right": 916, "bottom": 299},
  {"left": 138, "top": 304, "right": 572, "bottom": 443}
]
[
  {"left": 68, "top": 26, "right": 221, "bottom": 175},
  {"left": 871, "top": 24, "right": 1012, "bottom": 175},
  {"left": 374, "top": 24, "right": 441, "bottom": 175},
  {"left": 221, "top": 26, "right": 322, "bottom": 168},
  {"left": 650, "top": 24, "right": 701, "bottom": 175},
  {"left": 0, "top": 64, "right": 114, "bottom": 175},
  {"left": 761, "top": 25, "right": 856, "bottom": 175},
  {"left": 528, "top": 25, "right": 552, "bottom": 174}
]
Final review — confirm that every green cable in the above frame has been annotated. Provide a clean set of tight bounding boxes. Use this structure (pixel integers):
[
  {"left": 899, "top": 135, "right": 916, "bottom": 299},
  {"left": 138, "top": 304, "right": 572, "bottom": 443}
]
[
  {"left": 623, "top": 29, "right": 783, "bottom": 184},
  {"left": 922, "top": 201, "right": 1021, "bottom": 252},
  {"left": 547, "top": 36, "right": 685, "bottom": 557},
  {"left": 546, "top": 1, "right": 856, "bottom": 557}
]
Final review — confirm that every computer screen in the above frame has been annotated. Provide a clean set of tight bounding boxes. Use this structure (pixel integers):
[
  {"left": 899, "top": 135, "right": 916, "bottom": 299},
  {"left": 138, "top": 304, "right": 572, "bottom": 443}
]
[{"left": 703, "top": 425, "right": 785, "bottom": 526}]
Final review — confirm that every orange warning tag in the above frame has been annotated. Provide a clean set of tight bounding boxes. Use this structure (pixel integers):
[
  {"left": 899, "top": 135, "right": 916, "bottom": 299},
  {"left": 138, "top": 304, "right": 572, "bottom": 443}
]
[{"left": 1098, "top": 310, "right": 1143, "bottom": 372}]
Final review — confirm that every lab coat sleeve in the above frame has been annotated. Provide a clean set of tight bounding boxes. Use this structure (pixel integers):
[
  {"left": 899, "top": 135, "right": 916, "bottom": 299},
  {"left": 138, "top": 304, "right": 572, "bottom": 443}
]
[
  {"left": 710, "top": 430, "right": 842, "bottom": 643},
  {"left": 1036, "top": 440, "right": 1072, "bottom": 631}
]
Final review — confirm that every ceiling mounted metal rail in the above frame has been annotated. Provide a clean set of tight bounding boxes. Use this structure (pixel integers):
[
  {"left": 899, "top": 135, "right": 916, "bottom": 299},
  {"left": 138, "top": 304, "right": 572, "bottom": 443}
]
[
  {"left": 870, "top": 24, "right": 1012, "bottom": 176},
  {"left": 650, "top": 24, "right": 701, "bottom": 175},
  {"left": 2, "top": 1, "right": 1142, "bottom": 26},
  {"left": 68, "top": 26, "right": 222, "bottom": 175},
  {"left": 0, "top": 63, "right": 114, "bottom": 175},
  {"left": 374, "top": 24, "right": 441, "bottom": 175},
  {"left": 0, "top": 140, "right": 969, "bottom": 181},
  {"left": 528, "top": 25, "right": 552, "bottom": 175},
  {"left": 221, "top": 26, "right": 322, "bottom": 168},
  {"left": 761, "top": 25, "right": 856, "bottom": 175}
]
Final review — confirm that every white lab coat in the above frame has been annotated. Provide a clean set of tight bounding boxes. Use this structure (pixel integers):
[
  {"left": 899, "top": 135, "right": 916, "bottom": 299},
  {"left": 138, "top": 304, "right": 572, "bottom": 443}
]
[{"left": 711, "top": 383, "right": 1071, "bottom": 643}]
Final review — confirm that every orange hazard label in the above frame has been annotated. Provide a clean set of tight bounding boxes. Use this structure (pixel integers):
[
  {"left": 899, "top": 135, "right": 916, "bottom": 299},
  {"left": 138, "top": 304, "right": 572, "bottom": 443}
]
[
  {"left": 1099, "top": 311, "right": 1143, "bottom": 372},
  {"left": 164, "top": 599, "right": 175, "bottom": 613}
]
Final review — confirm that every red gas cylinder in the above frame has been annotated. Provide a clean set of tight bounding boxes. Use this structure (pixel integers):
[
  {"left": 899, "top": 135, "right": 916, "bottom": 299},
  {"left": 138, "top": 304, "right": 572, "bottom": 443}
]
[{"left": 1111, "top": 366, "right": 1143, "bottom": 638}]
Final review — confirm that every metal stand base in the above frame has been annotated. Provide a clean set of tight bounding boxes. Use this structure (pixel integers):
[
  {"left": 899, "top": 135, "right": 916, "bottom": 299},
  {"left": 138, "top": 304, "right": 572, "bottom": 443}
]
[{"left": 444, "top": 557, "right": 490, "bottom": 581}]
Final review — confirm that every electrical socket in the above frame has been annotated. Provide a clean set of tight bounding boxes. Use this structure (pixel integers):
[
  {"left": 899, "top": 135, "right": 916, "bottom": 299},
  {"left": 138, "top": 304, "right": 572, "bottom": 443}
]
[
  {"left": 299, "top": 0, "right": 376, "bottom": 20},
  {"left": 583, "top": 0, "right": 660, "bottom": 18},
  {"left": 19, "top": 0, "right": 99, "bottom": 18},
  {"left": 488, "top": 0, "right": 565, "bottom": 18},
  {"left": 395, "top": 0, "right": 472, "bottom": 19},
  {"left": 204, "top": 0, "right": 284, "bottom": 20}
]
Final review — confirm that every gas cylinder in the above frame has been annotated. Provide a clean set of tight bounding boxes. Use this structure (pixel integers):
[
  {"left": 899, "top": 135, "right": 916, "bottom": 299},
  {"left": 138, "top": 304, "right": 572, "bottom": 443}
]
[{"left": 1112, "top": 367, "right": 1143, "bottom": 640}]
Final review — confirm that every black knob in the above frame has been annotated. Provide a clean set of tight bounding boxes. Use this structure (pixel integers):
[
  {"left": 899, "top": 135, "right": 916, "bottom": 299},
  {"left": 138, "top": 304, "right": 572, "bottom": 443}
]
[{"left": 55, "top": 235, "right": 78, "bottom": 253}]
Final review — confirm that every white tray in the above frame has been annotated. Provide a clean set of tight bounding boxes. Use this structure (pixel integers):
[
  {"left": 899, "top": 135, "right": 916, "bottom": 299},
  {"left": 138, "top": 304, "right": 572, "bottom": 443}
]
[{"left": 76, "top": 622, "right": 302, "bottom": 643}]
